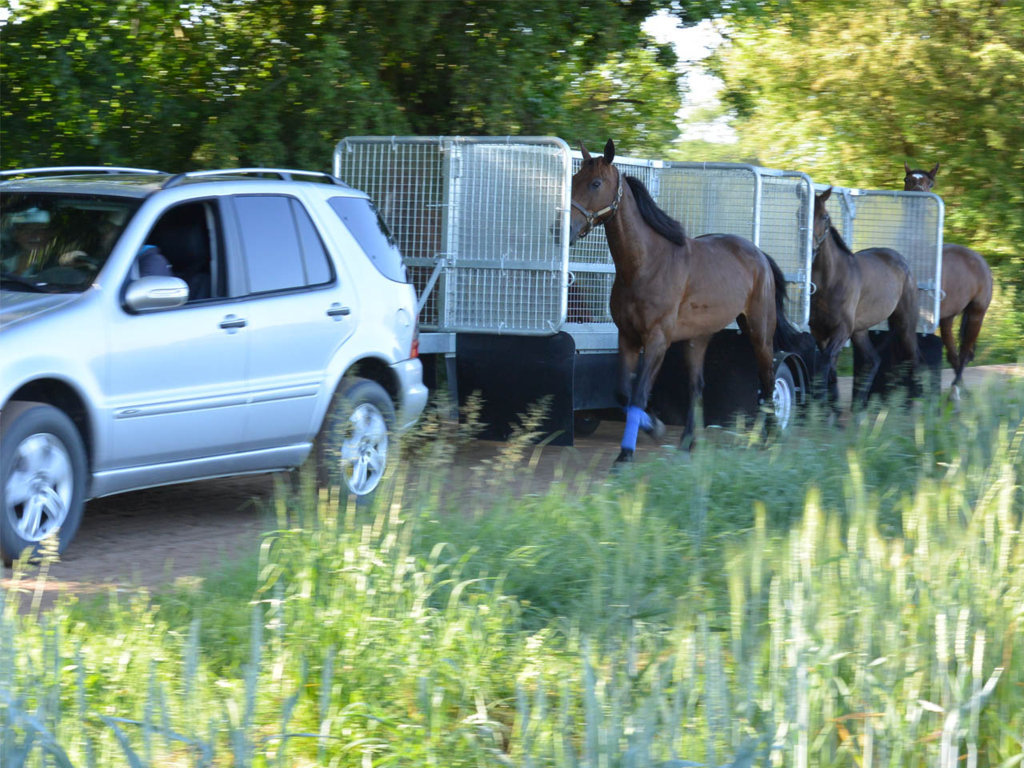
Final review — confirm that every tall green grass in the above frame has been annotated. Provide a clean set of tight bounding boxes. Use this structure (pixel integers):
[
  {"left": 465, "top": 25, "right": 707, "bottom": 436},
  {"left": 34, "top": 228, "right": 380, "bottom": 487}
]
[{"left": 2, "top": 379, "right": 1022, "bottom": 766}]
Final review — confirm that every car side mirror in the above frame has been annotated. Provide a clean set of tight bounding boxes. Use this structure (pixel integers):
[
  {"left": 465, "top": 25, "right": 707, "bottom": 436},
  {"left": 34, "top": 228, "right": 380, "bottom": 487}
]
[{"left": 123, "top": 275, "right": 189, "bottom": 312}]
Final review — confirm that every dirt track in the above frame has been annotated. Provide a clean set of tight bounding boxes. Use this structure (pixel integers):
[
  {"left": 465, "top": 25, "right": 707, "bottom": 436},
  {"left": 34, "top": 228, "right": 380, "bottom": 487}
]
[{"left": 3, "top": 364, "right": 1021, "bottom": 608}]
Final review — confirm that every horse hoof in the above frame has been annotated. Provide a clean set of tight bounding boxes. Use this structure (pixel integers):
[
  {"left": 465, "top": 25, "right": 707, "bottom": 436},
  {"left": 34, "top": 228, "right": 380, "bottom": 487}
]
[
  {"left": 614, "top": 448, "right": 635, "bottom": 464},
  {"left": 642, "top": 415, "right": 666, "bottom": 441}
]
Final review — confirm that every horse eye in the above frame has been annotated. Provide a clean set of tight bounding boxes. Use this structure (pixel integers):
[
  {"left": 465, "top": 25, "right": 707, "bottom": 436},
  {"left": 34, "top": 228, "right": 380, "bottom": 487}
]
[{"left": 590, "top": 179, "right": 601, "bottom": 190}]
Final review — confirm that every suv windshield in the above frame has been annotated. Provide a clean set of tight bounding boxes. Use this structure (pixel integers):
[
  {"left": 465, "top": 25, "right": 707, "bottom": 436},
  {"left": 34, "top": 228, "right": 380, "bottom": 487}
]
[{"left": 0, "top": 193, "right": 140, "bottom": 293}]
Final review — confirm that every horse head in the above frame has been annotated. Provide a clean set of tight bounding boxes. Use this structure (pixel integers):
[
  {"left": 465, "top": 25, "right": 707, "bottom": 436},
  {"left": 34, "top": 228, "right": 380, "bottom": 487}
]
[
  {"left": 569, "top": 138, "right": 622, "bottom": 244},
  {"left": 812, "top": 186, "right": 833, "bottom": 254},
  {"left": 903, "top": 161, "right": 939, "bottom": 192}
]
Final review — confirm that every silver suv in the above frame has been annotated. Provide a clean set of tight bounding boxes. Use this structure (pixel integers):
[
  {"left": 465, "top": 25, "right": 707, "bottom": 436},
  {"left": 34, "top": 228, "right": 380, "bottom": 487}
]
[{"left": 0, "top": 167, "right": 427, "bottom": 563}]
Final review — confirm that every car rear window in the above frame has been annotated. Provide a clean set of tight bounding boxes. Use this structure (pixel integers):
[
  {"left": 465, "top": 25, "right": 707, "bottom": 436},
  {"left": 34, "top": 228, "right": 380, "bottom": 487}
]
[{"left": 327, "top": 196, "right": 407, "bottom": 283}]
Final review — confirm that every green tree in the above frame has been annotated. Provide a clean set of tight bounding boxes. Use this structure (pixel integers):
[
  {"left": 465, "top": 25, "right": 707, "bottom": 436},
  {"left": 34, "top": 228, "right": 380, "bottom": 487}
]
[
  {"left": 1, "top": 0, "right": 701, "bottom": 170},
  {"left": 711, "top": 0, "right": 1024, "bottom": 359},
  {"left": 712, "top": 0, "right": 1023, "bottom": 269},
  {"left": 0, "top": 0, "right": 222, "bottom": 170}
]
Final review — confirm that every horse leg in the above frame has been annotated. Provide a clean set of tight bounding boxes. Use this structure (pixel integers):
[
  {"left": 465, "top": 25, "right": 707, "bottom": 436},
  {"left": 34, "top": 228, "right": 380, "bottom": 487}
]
[
  {"left": 614, "top": 344, "right": 642, "bottom": 463},
  {"left": 819, "top": 337, "right": 845, "bottom": 417},
  {"left": 678, "top": 337, "right": 709, "bottom": 451},
  {"left": 953, "top": 302, "right": 987, "bottom": 389},
  {"left": 615, "top": 341, "right": 667, "bottom": 463},
  {"left": 889, "top": 301, "right": 921, "bottom": 400},
  {"left": 745, "top": 317, "right": 779, "bottom": 430},
  {"left": 938, "top": 315, "right": 962, "bottom": 399},
  {"left": 850, "top": 330, "right": 880, "bottom": 408},
  {"left": 939, "top": 316, "right": 960, "bottom": 374}
]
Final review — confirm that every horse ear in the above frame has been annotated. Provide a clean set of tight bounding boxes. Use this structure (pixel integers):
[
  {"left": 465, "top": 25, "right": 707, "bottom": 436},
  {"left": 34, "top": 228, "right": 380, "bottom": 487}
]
[
  {"left": 904, "top": 161, "right": 912, "bottom": 175},
  {"left": 819, "top": 186, "right": 832, "bottom": 203},
  {"left": 929, "top": 163, "right": 940, "bottom": 178},
  {"left": 579, "top": 141, "right": 591, "bottom": 162},
  {"left": 603, "top": 139, "right": 615, "bottom": 164}
]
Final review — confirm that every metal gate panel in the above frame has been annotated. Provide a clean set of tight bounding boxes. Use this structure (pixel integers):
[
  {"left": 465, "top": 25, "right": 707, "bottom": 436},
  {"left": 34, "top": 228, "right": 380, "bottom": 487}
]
[
  {"left": 334, "top": 137, "right": 448, "bottom": 329},
  {"left": 336, "top": 136, "right": 571, "bottom": 335},
  {"left": 657, "top": 165, "right": 757, "bottom": 242},
  {"left": 445, "top": 141, "right": 569, "bottom": 333},
  {"left": 336, "top": 136, "right": 821, "bottom": 346},
  {"left": 755, "top": 172, "right": 814, "bottom": 330},
  {"left": 822, "top": 187, "right": 944, "bottom": 333}
]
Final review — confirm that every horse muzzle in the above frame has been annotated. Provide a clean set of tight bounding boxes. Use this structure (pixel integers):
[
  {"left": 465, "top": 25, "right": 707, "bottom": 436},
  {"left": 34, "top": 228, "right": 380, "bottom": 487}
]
[{"left": 568, "top": 215, "right": 591, "bottom": 246}]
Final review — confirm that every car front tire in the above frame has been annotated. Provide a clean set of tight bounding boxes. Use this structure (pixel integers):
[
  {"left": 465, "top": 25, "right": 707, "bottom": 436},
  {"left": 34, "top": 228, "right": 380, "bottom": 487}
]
[
  {"left": 1, "top": 402, "right": 87, "bottom": 565},
  {"left": 315, "top": 378, "right": 396, "bottom": 499}
]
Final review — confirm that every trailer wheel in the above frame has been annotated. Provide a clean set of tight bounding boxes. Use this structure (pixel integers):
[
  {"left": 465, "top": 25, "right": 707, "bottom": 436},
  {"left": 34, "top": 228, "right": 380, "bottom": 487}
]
[
  {"left": 773, "top": 364, "right": 797, "bottom": 431},
  {"left": 573, "top": 410, "right": 602, "bottom": 437}
]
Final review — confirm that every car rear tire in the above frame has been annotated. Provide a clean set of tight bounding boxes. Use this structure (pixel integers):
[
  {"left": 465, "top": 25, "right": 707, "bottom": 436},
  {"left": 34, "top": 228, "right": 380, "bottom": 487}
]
[
  {"left": 1, "top": 402, "right": 87, "bottom": 565},
  {"left": 314, "top": 378, "right": 396, "bottom": 499}
]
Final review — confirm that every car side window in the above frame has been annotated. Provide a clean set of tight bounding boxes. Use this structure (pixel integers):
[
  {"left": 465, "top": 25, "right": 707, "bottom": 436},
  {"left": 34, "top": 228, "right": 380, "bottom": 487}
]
[
  {"left": 144, "top": 200, "right": 221, "bottom": 302},
  {"left": 327, "top": 196, "right": 407, "bottom": 283},
  {"left": 233, "top": 195, "right": 332, "bottom": 294}
]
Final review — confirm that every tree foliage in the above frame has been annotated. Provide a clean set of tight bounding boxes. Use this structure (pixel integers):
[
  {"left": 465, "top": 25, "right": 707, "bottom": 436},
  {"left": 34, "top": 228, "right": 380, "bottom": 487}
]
[
  {"left": 711, "top": 0, "right": 1024, "bottom": 275},
  {"left": 1, "top": 0, "right": 690, "bottom": 170}
]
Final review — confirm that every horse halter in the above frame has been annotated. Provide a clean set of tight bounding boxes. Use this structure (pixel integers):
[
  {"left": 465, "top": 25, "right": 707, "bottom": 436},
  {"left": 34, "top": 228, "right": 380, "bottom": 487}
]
[
  {"left": 572, "top": 164, "right": 623, "bottom": 240},
  {"left": 812, "top": 211, "right": 831, "bottom": 255}
]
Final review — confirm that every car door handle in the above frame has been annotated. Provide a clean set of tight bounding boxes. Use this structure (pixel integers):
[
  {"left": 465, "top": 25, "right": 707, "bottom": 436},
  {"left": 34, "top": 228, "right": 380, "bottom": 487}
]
[
  {"left": 327, "top": 303, "right": 351, "bottom": 318},
  {"left": 219, "top": 314, "right": 247, "bottom": 330}
]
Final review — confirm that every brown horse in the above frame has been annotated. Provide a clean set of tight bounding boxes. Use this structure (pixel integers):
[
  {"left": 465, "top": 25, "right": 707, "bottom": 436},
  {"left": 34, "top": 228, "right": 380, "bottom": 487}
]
[
  {"left": 810, "top": 187, "right": 919, "bottom": 409},
  {"left": 903, "top": 162, "right": 993, "bottom": 393},
  {"left": 569, "top": 139, "right": 802, "bottom": 461}
]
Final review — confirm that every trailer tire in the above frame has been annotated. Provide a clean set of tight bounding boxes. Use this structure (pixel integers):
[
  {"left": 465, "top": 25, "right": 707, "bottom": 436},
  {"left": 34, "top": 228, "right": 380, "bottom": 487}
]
[
  {"left": 573, "top": 410, "right": 602, "bottom": 438},
  {"left": 773, "top": 363, "right": 797, "bottom": 431}
]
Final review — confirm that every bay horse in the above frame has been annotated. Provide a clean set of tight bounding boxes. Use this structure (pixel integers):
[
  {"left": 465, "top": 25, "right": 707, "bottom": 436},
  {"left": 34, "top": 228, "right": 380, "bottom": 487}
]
[
  {"left": 569, "top": 139, "right": 802, "bottom": 462},
  {"left": 903, "top": 162, "right": 993, "bottom": 394},
  {"left": 809, "top": 186, "right": 919, "bottom": 410}
]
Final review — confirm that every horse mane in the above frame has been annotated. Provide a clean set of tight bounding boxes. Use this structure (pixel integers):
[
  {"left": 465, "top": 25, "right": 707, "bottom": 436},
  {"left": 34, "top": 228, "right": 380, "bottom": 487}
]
[
  {"left": 624, "top": 175, "right": 686, "bottom": 245},
  {"left": 828, "top": 224, "right": 854, "bottom": 256}
]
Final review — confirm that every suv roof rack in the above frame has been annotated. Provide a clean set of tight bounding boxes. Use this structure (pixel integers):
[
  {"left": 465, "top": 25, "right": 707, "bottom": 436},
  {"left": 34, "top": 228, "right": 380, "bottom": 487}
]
[
  {"left": 161, "top": 168, "right": 349, "bottom": 189},
  {"left": 0, "top": 166, "right": 162, "bottom": 180}
]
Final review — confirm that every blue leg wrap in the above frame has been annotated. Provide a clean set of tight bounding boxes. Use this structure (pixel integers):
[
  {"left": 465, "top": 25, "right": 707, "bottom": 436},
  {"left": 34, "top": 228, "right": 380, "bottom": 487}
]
[{"left": 621, "top": 405, "right": 651, "bottom": 451}]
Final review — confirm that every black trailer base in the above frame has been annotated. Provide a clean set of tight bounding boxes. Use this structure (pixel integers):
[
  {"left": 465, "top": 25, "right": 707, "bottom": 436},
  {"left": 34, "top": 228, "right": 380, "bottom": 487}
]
[{"left": 429, "top": 330, "right": 814, "bottom": 445}]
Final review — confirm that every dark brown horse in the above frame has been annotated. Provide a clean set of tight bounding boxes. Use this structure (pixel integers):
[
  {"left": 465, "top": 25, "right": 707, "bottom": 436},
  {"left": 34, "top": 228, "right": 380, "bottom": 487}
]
[
  {"left": 903, "top": 162, "right": 993, "bottom": 393},
  {"left": 569, "top": 139, "right": 801, "bottom": 461},
  {"left": 810, "top": 187, "right": 919, "bottom": 409}
]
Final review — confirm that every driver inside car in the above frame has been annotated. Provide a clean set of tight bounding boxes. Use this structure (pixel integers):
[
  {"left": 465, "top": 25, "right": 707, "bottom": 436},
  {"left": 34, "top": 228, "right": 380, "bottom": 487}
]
[{"left": 1, "top": 207, "right": 56, "bottom": 274}]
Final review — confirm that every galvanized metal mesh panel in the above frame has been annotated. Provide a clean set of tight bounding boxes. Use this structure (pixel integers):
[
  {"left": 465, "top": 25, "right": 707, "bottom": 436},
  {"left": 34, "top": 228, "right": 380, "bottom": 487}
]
[
  {"left": 335, "top": 136, "right": 820, "bottom": 344},
  {"left": 657, "top": 165, "right": 757, "bottom": 241},
  {"left": 823, "top": 187, "right": 943, "bottom": 333},
  {"left": 446, "top": 142, "right": 568, "bottom": 332},
  {"left": 334, "top": 138, "right": 447, "bottom": 328},
  {"left": 336, "top": 137, "right": 570, "bottom": 334},
  {"left": 756, "top": 173, "right": 814, "bottom": 330}
]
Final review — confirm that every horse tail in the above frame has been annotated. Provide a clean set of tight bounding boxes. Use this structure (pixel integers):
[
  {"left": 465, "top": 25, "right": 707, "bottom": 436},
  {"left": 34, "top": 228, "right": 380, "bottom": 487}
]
[{"left": 764, "top": 252, "right": 803, "bottom": 353}]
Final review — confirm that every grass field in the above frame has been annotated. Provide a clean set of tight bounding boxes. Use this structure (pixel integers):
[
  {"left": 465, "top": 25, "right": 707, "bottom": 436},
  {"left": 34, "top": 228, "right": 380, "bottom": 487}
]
[{"left": 2, "top": 379, "right": 1022, "bottom": 767}]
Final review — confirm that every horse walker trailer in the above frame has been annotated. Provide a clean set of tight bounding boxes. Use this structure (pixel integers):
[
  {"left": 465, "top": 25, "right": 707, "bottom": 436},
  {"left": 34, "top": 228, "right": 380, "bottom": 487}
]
[{"left": 334, "top": 136, "right": 936, "bottom": 443}]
